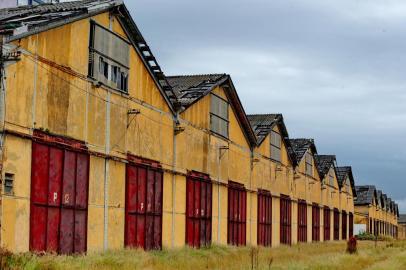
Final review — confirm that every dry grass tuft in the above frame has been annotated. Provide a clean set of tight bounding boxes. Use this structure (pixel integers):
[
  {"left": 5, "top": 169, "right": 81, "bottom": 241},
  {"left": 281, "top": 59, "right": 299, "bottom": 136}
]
[{"left": 2, "top": 240, "right": 406, "bottom": 270}]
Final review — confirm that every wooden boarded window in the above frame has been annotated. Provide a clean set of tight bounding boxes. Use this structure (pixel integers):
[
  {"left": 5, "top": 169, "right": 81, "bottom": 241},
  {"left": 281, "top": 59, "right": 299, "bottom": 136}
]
[
  {"left": 228, "top": 182, "right": 246, "bottom": 246},
  {"left": 125, "top": 162, "right": 163, "bottom": 250},
  {"left": 349, "top": 212, "right": 354, "bottom": 238},
  {"left": 210, "top": 94, "right": 229, "bottom": 138},
  {"left": 280, "top": 195, "right": 292, "bottom": 245},
  {"left": 270, "top": 131, "right": 281, "bottom": 162},
  {"left": 312, "top": 204, "right": 320, "bottom": 242},
  {"left": 257, "top": 190, "right": 272, "bottom": 247},
  {"left": 186, "top": 172, "right": 212, "bottom": 248},
  {"left": 333, "top": 208, "right": 340, "bottom": 240},
  {"left": 297, "top": 200, "right": 307, "bottom": 243},
  {"left": 30, "top": 142, "right": 89, "bottom": 255},
  {"left": 323, "top": 207, "right": 331, "bottom": 241},
  {"left": 305, "top": 152, "right": 313, "bottom": 176},
  {"left": 342, "top": 211, "right": 347, "bottom": 240}
]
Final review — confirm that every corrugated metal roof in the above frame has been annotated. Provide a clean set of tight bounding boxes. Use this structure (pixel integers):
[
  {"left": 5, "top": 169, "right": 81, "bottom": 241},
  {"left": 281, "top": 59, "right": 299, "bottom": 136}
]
[
  {"left": 288, "top": 138, "right": 316, "bottom": 163},
  {"left": 354, "top": 185, "right": 376, "bottom": 205},
  {"left": 168, "top": 74, "right": 257, "bottom": 147},
  {"left": 246, "top": 114, "right": 296, "bottom": 165},
  {"left": 336, "top": 166, "right": 357, "bottom": 196},
  {"left": 314, "top": 155, "right": 336, "bottom": 179},
  {"left": 247, "top": 114, "right": 281, "bottom": 142},
  {"left": 166, "top": 74, "right": 227, "bottom": 108}
]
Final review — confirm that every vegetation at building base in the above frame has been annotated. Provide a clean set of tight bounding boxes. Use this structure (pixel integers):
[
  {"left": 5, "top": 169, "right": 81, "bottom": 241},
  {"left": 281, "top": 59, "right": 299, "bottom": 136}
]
[
  {"left": 356, "top": 232, "right": 393, "bottom": 242},
  {"left": 0, "top": 241, "right": 406, "bottom": 270}
]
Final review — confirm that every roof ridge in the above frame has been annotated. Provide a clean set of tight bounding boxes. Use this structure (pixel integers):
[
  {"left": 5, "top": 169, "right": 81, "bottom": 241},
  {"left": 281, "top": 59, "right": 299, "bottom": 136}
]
[
  {"left": 247, "top": 113, "right": 282, "bottom": 117},
  {"left": 167, "top": 73, "right": 227, "bottom": 78}
]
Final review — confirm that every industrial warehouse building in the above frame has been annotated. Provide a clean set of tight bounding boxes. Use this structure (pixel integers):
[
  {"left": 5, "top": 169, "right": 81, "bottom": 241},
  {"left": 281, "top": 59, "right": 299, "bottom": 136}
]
[
  {"left": 354, "top": 186, "right": 399, "bottom": 238},
  {"left": 0, "top": 0, "right": 400, "bottom": 254}
]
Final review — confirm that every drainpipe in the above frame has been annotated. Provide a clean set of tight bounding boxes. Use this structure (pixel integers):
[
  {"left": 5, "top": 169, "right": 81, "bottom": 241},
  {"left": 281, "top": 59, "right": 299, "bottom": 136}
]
[
  {"left": 103, "top": 90, "right": 111, "bottom": 251},
  {"left": 171, "top": 112, "right": 179, "bottom": 248},
  {"left": 103, "top": 14, "right": 114, "bottom": 251},
  {"left": 0, "top": 35, "right": 4, "bottom": 238}
]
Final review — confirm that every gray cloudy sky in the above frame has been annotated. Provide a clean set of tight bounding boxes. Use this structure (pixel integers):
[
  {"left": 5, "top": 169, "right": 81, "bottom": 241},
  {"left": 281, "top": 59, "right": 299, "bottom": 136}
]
[{"left": 124, "top": 0, "right": 406, "bottom": 212}]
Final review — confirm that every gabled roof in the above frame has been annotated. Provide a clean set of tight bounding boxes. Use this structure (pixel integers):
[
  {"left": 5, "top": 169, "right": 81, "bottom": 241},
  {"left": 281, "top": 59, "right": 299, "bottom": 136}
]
[
  {"left": 0, "top": 0, "right": 179, "bottom": 113},
  {"left": 382, "top": 194, "right": 388, "bottom": 209},
  {"left": 376, "top": 190, "right": 384, "bottom": 208},
  {"left": 314, "top": 155, "right": 336, "bottom": 179},
  {"left": 336, "top": 166, "right": 357, "bottom": 197},
  {"left": 387, "top": 197, "right": 393, "bottom": 212},
  {"left": 246, "top": 114, "right": 296, "bottom": 166},
  {"left": 166, "top": 74, "right": 227, "bottom": 109},
  {"left": 354, "top": 185, "right": 377, "bottom": 206},
  {"left": 288, "top": 138, "right": 317, "bottom": 164},
  {"left": 167, "top": 74, "right": 257, "bottom": 147}
]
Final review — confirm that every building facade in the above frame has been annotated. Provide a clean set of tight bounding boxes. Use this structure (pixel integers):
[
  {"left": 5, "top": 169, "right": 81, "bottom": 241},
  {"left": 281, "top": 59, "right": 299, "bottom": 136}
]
[{"left": 0, "top": 0, "right": 397, "bottom": 255}]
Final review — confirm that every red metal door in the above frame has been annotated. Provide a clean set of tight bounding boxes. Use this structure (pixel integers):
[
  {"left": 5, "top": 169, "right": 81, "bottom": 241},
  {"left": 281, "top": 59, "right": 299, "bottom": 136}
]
[
  {"left": 297, "top": 200, "right": 307, "bottom": 243},
  {"left": 280, "top": 195, "right": 292, "bottom": 245},
  {"left": 257, "top": 190, "right": 272, "bottom": 246},
  {"left": 323, "top": 207, "right": 330, "bottom": 241},
  {"left": 333, "top": 208, "right": 340, "bottom": 240},
  {"left": 349, "top": 213, "right": 354, "bottom": 238},
  {"left": 227, "top": 182, "right": 246, "bottom": 246},
  {"left": 30, "top": 142, "right": 89, "bottom": 254},
  {"left": 186, "top": 172, "right": 212, "bottom": 248},
  {"left": 342, "top": 211, "right": 347, "bottom": 240},
  {"left": 125, "top": 161, "right": 163, "bottom": 250},
  {"left": 312, "top": 204, "right": 320, "bottom": 242}
]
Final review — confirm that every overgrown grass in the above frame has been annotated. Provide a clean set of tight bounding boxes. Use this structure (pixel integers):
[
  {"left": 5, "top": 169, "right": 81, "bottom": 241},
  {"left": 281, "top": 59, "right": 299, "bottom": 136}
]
[{"left": 1, "top": 240, "right": 406, "bottom": 270}]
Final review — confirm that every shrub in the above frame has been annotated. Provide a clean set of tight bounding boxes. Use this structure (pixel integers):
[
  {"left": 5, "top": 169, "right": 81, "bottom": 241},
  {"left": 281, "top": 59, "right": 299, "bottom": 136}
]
[
  {"left": 356, "top": 232, "right": 376, "bottom": 241},
  {"left": 347, "top": 236, "right": 357, "bottom": 254}
]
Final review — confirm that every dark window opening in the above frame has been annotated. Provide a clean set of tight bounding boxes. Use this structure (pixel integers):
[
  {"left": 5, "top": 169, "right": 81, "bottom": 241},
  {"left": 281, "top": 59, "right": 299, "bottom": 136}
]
[{"left": 4, "top": 173, "right": 14, "bottom": 194}]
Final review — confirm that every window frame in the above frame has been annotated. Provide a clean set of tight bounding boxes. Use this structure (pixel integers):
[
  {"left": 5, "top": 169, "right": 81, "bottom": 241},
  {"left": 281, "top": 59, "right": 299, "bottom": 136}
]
[
  {"left": 328, "top": 168, "right": 334, "bottom": 187},
  {"left": 270, "top": 130, "right": 282, "bottom": 162},
  {"left": 210, "top": 93, "right": 230, "bottom": 139},
  {"left": 305, "top": 152, "right": 313, "bottom": 177},
  {"left": 88, "top": 20, "right": 130, "bottom": 93}
]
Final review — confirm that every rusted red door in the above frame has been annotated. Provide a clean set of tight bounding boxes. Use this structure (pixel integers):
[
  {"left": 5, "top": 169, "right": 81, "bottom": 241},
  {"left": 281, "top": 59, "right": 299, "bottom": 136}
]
[
  {"left": 342, "top": 211, "right": 347, "bottom": 240},
  {"left": 125, "top": 161, "right": 163, "bottom": 250},
  {"left": 280, "top": 195, "right": 292, "bottom": 245},
  {"left": 228, "top": 181, "right": 246, "bottom": 246},
  {"left": 333, "top": 208, "right": 340, "bottom": 240},
  {"left": 312, "top": 204, "right": 320, "bottom": 242},
  {"left": 323, "top": 207, "right": 330, "bottom": 241},
  {"left": 30, "top": 142, "right": 89, "bottom": 254},
  {"left": 186, "top": 172, "right": 212, "bottom": 248},
  {"left": 349, "top": 213, "right": 354, "bottom": 238},
  {"left": 257, "top": 190, "right": 272, "bottom": 246},
  {"left": 297, "top": 200, "right": 307, "bottom": 243}
]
